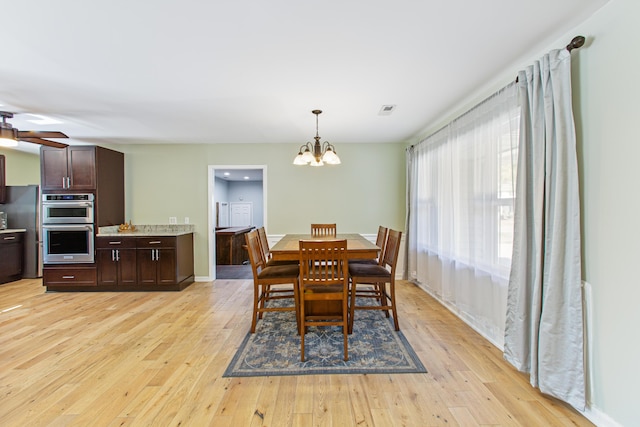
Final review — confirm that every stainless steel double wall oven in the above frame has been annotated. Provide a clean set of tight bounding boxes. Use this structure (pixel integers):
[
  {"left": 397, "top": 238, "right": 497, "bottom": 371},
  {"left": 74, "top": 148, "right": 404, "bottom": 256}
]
[{"left": 41, "top": 193, "right": 95, "bottom": 264}]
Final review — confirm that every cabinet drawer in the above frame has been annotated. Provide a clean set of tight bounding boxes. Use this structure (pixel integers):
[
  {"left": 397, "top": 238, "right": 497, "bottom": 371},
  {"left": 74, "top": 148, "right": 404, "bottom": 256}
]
[
  {"left": 1, "top": 232, "right": 24, "bottom": 243},
  {"left": 136, "top": 237, "right": 176, "bottom": 248},
  {"left": 96, "top": 237, "right": 137, "bottom": 249},
  {"left": 43, "top": 267, "right": 97, "bottom": 286}
]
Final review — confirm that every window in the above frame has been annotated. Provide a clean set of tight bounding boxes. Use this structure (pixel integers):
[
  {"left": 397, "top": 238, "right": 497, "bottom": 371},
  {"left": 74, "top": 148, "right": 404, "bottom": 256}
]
[{"left": 406, "top": 82, "right": 519, "bottom": 347}]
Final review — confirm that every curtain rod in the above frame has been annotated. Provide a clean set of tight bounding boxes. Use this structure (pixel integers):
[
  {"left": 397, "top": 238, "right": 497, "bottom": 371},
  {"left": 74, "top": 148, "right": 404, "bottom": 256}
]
[
  {"left": 566, "top": 35, "right": 586, "bottom": 52},
  {"left": 409, "top": 81, "right": 516, "bottom": 149},
  {"left": 409, "top": 35, "right": 587, "bottom": 150}
]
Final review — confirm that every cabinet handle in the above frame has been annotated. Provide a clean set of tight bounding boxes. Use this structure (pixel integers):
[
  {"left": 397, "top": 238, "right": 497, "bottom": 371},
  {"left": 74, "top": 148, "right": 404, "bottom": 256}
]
[
  {"left": 111, "top": 250, "right": 115, "bottom": 261},
  {"left": 62, "top": 177, "right": 67, "bottom": 188},
  {"left": 3, "top": 236, "right": 16, "bottom": 240},
  {"left": 148, "top": 241, "right": 162, "bottom": 245},
  {"left": 151, "top": 249, "right": 155, "bottom": 261},
  {"left": 109, "top": 241, "right": 122, "bottom": 245},
  {"left": 62, "top": 275, "right": 75, "bottom": 279},
  {"left": 116, "top": 249, "right": 120, "bottom": 261},
  {"left": 66, "top": 177, "right": 71, "bottom": 188},
  {"left": 155, "top": 249, "right": 160, "bottom": 260}
]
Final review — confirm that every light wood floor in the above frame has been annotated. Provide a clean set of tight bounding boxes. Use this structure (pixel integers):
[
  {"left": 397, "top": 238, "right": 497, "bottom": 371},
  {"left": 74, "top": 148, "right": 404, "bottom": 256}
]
[{"left": 0, "top": 278, "right": 592, "bottom": 426}]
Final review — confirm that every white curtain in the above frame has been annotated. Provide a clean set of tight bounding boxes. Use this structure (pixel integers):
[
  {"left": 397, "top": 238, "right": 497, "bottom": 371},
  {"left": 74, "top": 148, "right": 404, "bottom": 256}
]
[
  {"left": 406, "top": 83, "right": 519, "bottom": 348},
  {"left": 503, "top": 49, "right": 585, "bottom": 410}
]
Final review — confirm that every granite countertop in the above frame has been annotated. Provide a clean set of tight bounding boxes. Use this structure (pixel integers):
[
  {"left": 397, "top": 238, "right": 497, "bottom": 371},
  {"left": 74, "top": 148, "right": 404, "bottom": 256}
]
[
  {"left": 97, "top": 224, "right": 195, "bottom": 237},
  {"left": 0, "top": 228, "right": 26, "bottom": 234}
]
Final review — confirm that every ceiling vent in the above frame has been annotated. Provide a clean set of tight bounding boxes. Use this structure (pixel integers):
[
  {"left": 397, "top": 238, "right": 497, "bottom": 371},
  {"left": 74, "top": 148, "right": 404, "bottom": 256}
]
[{"left": 378, "top": 105, "right": 396, "bottom": 116}]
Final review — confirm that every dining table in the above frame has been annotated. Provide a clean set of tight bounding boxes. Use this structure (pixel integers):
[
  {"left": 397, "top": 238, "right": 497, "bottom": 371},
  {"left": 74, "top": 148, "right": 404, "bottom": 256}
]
[
  {"left": 269, "top": 233, "right": 380, "bottom": 262},
  {"left": 270, "top": 233, "right": 379, "bottom": 317}
]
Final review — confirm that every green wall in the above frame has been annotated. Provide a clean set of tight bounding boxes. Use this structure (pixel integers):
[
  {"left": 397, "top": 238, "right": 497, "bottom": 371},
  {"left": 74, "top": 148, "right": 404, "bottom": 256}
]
[
  {"left": 3, "top": 142, "right": 406, "bottom": 280},
  {"left": 109, "top": 142, "right": 406, "bottom": 280},
  {"left": 410, "top": 1, "right": 638, "bottom": 424},
  {"left": 2, "top": 142, "right": 406, "bottom": 280},
  {"left": 0, "top": 148, "right": 40, "bottom": 185},
  {"left": 570, "top": 1, "right": 639, "bottom": 425}
]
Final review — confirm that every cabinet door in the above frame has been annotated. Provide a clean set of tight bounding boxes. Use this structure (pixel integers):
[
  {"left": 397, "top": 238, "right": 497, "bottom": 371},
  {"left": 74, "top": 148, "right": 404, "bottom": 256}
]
[
  {"left": 97, "top": 249, "right": 118, "bottom": 285},
  {"left": 0, "top": 233, "right": 23, "bottom": 282},
  {"left": 118, "top": 249, "right": 137, "bottom": 285},
  {"left": 67, "top": 146, "right": 96, "bottom": 190},
  {"left": 137, "top": 249, "right": 158, "bottom": 285},
  {"left": 156, "top": 248, "right": 176, "bottom": 285},
  {"left": 40, "top": 147, "right": 69, "bottom": 190},
  {"left": 97, "top": 247, "right": 136, "bottom": 286}
]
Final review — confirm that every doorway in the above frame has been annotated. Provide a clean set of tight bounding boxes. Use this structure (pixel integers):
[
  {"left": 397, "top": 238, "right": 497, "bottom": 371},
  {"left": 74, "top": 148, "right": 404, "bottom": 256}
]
[{"left": 208, "top": 165, "right": 267, "bottom": 280}]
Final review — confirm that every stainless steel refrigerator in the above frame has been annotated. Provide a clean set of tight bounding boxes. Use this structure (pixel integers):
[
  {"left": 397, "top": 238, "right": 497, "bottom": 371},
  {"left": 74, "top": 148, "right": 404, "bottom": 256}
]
[{"left": 1, "top": 185, "right": 41, "bottom": 278}]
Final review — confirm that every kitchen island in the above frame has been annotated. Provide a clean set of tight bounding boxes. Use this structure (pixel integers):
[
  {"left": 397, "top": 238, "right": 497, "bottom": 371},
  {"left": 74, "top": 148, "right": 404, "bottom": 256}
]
[
  {"left": 215, "top": 226, "right": 254, "bottom": 265},
  {"left": 44, "top": 224, "right": 195, "bottom": 292}
]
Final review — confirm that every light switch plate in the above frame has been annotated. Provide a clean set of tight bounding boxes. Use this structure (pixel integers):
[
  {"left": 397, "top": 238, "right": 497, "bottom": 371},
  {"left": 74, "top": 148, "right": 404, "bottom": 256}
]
[{"left": 169, "top": 217, "right": 177, "bottom": 224}]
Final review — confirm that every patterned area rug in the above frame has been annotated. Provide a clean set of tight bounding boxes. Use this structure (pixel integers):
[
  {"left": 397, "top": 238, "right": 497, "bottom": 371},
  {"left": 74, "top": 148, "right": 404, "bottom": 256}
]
[{"left": 223, "top": 298, "right": 427, "bottom": 377}]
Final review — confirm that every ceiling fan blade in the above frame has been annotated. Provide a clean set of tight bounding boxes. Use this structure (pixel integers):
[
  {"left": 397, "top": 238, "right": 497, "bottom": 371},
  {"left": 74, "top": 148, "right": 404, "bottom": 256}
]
[
  {"left": 19, "top": 137, "right": 69, "bottom": 148},
  {"left": 17, "top": 130, "right": 68, "bottom": 139}
]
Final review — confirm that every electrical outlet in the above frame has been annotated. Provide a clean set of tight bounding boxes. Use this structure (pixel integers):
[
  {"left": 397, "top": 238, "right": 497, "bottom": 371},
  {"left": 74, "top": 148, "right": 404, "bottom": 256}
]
[
  {"left": 169, "top": 216, "right": 177, "bottom": 224},
  {"left": 184, "top": 217, "right": 189, "bottom": 224}
]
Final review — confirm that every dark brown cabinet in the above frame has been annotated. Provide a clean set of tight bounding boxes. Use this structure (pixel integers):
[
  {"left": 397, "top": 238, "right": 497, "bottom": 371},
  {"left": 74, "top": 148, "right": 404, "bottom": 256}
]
[
  {"left": 40, "top": 145, "right": 124, "bottom": 227},
  {"left": 0, "top": 154, "right": 6, "bottom": 204},
  {"left": 42, "top": 265, "right": 97, "bottom": 287},
  {"left": 138, "top": 246, "right": 176, "bottom": 285},
  {"left": 45, "top": 233, "right": 194, "bottom": 291},
  {"left": 0, "top": 231, "right": 24, "bottom": 284},
  {"left": 96, "top": 237, "right": 137, "bottom": 286},
  {"left": 40, "top": 146, "right": 96, "bottom": 191},
  {"left": 216, "top": 226, "right": 253, "bottom": 265},
  {"left": 136, "top": 235, "right": 193, "bottom": 287}
]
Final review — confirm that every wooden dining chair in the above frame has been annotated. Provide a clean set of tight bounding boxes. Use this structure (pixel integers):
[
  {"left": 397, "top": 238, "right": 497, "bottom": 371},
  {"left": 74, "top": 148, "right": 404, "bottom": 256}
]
[
  {"left": 245, "top": 230, "right": 300, "bottom": 333},
  {"left": 350, "top": 225, "right": 388, "bottom": 265},
  {"left": 257, "top": 227, "right": 298, "bottom": 267},
  {"left": 298, "top": 239, "right": 349, "bottom": 361},
  {"left": 310, "top": 223, "right": 337, "bottom": 237},
  {"left": 348, "top": 229, "right": 402, "bottom": 333}
]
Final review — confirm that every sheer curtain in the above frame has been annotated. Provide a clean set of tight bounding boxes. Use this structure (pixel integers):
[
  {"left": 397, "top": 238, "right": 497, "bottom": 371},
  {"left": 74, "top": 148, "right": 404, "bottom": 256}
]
[
  {"left": 504, "top": 49, "right": 584, "bottom": 410},
  {"left": 406, "top": 83, "right": 519, "bottom": 347}
]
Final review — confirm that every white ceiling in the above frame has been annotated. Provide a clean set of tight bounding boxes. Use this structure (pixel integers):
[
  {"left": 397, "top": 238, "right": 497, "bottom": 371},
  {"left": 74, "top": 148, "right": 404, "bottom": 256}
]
[
  {"left": 214, "top": 168, "right": 263, "bottom": 182},
  {"left": 0, "top": 1, "right": 609, "bottom": 154}
]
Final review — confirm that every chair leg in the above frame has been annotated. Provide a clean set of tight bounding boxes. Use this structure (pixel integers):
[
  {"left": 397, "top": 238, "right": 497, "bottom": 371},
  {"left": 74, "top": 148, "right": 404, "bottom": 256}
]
[
  {"left": 378, "top": 283, "right": 390, "bottom": 318},
  {"left": 293, "top": 278, "right": 301, "bottom": 336},
  {"left": 251, "top": 284, "right": 260, "bottom": 333},
  {"left": 348, "top": 280, "right": 357, "bottom": 334},
  {"left": 389, "top": 280, "right": 399, "bottom": 331},
  {"left": 300, "top": 289, "right": 306, "bottom": 362},
  {"left": 343, "top": 296, "right": 349, "bottom": 361}
]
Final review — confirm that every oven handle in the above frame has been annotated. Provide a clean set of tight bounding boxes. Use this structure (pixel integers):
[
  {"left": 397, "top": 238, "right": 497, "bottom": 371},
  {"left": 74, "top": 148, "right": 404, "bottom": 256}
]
[
  {"left": 42, "top": 202, "right": 93, "bottom": 208},
  {"left": 42, "top": 224, "right": 94, "bottom": 231}
]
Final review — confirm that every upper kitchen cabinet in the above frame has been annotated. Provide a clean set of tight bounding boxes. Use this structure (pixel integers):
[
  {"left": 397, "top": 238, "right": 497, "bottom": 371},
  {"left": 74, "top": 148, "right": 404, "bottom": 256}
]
[
  {"left": 40, "top": 145, "right": 125, "bottom": 226},
  {"left": 41, "top": 146, "right": 97, "bottom": 190}
]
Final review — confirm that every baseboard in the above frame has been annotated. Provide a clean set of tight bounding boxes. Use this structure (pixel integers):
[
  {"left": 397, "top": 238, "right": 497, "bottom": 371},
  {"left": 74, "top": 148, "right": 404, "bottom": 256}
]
[
  {"left": 581, "top": 405, "right": 622, "bottom": 427},
  {"left": 412, "top": 278, "right": 620, "bottom": 426}
]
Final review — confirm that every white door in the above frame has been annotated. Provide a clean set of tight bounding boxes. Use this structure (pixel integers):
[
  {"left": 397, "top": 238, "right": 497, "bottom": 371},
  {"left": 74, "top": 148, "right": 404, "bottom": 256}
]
[{"left": 230, "top": 202, "right": 252, "bottom": 227}]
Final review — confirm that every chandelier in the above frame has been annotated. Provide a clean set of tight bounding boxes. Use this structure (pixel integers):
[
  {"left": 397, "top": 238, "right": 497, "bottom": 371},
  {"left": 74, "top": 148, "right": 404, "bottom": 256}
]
[{"left": 293, "top": 110, "right": 341, "bottom": 167}]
